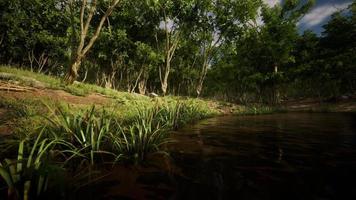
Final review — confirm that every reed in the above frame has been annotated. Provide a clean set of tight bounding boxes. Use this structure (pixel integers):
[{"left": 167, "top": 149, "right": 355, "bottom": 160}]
[
  {"left": 45, "top": 106, "right": 120, "bottom": 166},
  {"left": 0, "top": 129, "right": 64, "bottom": 200},
  {"left": 111, "top": 105, "right": 170, "bottom": 164}
]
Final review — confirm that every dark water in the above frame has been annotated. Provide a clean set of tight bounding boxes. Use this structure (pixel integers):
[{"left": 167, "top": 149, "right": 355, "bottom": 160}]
[{"left": 168, "top": 113, "right": 356, "bottom": 200}]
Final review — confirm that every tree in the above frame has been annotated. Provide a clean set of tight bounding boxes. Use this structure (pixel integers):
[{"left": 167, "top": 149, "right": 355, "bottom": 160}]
[
  {"left": 0, "top": 0, "right": 69, "bottom": 71},
  {"left": 255, "top": 0, "right": 314, "bottom": 103},
  {"left": 191, "top": 0, "right": 261, "bottom": 96},
  {"left": 147, "top": 0, "right": 195, "bottom": 95},
  {"left": 64, "top": 0, "right": 120, "bottom": 84}
]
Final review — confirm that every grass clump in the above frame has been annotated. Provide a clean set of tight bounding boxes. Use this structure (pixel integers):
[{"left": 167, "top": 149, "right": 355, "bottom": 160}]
[
  {"left": 0, "top": 66, "right": 221, "bottom": 199},
  {"left": 0, "top": 65, "right": 61, "bottom": 89},
  {"left": 238, "top": 104, "right": 287, "bottom": 115},
  {"left": 0, "top": 130, "right": 65, "bottom": 200},
  {"left": 0, "top": 65, "right": 148, "bottom": 99},
  {"left": 45, "top": 106, "right": 121, "bottom": 166},
  {"left": 112, "top": 106, "right": 170, "bottom": 164}
]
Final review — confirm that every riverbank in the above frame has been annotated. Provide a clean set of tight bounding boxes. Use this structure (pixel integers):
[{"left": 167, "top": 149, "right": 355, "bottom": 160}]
[
  {"left": 0, "top": 66, "right": 225, "bottom": 199},
  {"left": 1, "top": 65, "right": 355, "bottom": 138},
  {"left": 0, "top": 65, "right": 224, "bottom": 135},
  {"left": 1, "top": 66, "right": 355, "bottom": 199},
  {"left": 282, "top": 97, "right": 356, "bottom": 113}
]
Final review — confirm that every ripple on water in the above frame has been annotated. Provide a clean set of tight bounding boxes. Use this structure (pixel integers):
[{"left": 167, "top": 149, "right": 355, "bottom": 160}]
[{"left": 168, "top": 113, "right": 356, "bottom": 200}]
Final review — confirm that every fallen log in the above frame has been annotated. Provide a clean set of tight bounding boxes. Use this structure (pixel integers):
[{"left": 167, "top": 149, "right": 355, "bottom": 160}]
[{"left": 0, "top": 86, "right": 29, "bottom": 92}]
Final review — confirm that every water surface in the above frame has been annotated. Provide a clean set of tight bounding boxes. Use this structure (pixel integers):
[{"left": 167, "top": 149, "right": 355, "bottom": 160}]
[{"left": 169, "top": 113, "right": 356, "bottom": 200}]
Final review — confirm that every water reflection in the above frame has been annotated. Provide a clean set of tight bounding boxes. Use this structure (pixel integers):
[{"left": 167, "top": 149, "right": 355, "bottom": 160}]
[{"left": 169, "top": 113, "right": 356, "bottom": 200}]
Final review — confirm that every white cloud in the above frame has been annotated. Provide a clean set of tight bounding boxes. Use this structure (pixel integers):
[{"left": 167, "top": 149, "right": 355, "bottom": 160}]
[
  {"left": 159, "top": 19, "right": 174, "bottom": 31},
  {"left": 298, "top": 2, "right": 352, "bottom": 28},
  {"left": 264, "top": 0, "right": 281, "bottom": 7}
]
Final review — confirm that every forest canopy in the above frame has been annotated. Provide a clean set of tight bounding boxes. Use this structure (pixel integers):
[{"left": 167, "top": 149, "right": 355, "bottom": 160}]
[{"left": 0, "top": 0, "right": 355, "bottom": 103}]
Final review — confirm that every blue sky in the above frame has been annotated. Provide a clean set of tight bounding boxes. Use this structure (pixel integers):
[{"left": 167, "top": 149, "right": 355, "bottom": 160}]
[{"left": 265, "top": 0, "right": 353, "bottom": 34}]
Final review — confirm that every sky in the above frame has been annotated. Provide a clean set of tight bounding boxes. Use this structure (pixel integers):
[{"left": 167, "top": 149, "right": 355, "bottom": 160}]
[{"left": 265, "top": 0, "right": 353, "bottom": 34}]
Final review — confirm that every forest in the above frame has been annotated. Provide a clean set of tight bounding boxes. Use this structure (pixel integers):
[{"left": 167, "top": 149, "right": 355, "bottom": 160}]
[
  {"left": 1, "top": 0, "right": 356, "bottom": 199},
  {"left": 1, "top": 0, "right": 354, "bottom": 103}
]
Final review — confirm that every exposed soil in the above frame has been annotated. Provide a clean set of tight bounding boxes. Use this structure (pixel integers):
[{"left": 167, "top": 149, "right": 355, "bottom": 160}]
[
  {"left": 0, "top": 82, "right": 114, "bottom": 135},
  {"left": 0, "top": 88, "right": 112, "bottom": 106},
  {"left": 283, "top": 96, "right": 356, "bottom": 112},
  {"left": 1, "top": 79, "right": 356, "bottom": 137},
  {"left": 0, "top": 108, "right": 11, "bottom": 136}
]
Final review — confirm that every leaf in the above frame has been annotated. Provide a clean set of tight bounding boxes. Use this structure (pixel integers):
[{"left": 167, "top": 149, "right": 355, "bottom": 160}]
[{"left": 0, "top": 164, "right": 13, "bottom": 187}]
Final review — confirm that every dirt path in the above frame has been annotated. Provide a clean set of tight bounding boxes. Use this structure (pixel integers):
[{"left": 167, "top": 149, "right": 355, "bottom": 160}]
[
  {"left": 0, "top": 85, "right": 113, "bottom": 106},
  {"left": 0, "top": 83, "right": 114, "bottom": 136}
]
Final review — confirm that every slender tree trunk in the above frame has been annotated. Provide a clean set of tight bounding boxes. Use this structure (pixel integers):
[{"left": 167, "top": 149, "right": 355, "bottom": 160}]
[
  {"left": 273, "top": 64, "right": 280, "bottom": 105},
  {"left": 159, "top": 11, "right": 179, "bottom": 96},
  {"left": 65, "top": 0, "right": 120, "bottom": 84},
  {"left": 138, "top": 64, "right": 149, "bottom": 95},
  {"left": 195, "top": 36, "right": 220, "bottom": 97},
  {"left": 131, "top": 67, "right": 144, "bottom": 93},
  {"left": 138, "top": 79, "right": 147, "bottom": 95},
  {"left": 28, "top": 50, "right": 35, "bottom": 72},
  {"left": 196, "top": 46, "right": 212, "bottom": 97},
  {"left": 69, "top": 0, "right": 77, "bottom": 66},
  {"left": 196, "top": 61, "right": 208, "bottom": 97},
  {"left": 161, "top": 60, "right": 170, "bottom": 95}
]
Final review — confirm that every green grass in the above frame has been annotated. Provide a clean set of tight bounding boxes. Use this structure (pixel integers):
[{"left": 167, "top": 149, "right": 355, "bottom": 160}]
[
  {"left": 0, "top": 98, "right": 217, "bottom": 198},
  {"left": 236, "top": 104, "right": 287, "bottom": 115},
  {"left": 0, "top": 65, "right": 290, "bottom": 199},
  {"left": 45, "top": 106, "right": 121, "bottom": 166},
  {"left": 0, "top": 65, "right": 150, "bottom": 99},
  {"left": 0, "top": 65, "right": 61, "bottom": 89},
  {"left": 0, "top": 129, "right": 65, "bottom": 200}
]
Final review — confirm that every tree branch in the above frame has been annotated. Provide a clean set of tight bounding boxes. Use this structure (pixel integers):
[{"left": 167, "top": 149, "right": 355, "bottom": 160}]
[{"left": 82, "top": 0, "right": 120, "bottom": 56}]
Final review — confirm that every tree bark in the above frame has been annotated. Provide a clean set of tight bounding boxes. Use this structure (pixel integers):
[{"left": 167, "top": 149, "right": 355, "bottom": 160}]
[
  {"left": 159, "top": 10, "right": 179, "bottom": 96},
  {"left": 196, "top": 60, "right": 208, "bottom": 97},
  {"left": 161, "top": 60, "right": 170, "bottom": 95},
  {"left": 131, "top": 67, "right": 144, "bottom": 93},
  {"left": 138, "top": 79, "right": 147, "bottom": 95},
  {"left": 65, "top": 0, "right": 120, "bottom": 84},
  {"left": 196, "top": 35, "right": 221, "bottom": 97},
  {"left": 65, "top": 57, "right": 82, "bottom": 84}
]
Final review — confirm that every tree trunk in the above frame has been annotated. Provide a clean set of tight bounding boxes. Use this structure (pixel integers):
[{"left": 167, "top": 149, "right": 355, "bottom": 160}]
[
  {"left": 158, "top": 12, "right": 179, "bottom": 96},
  {"left": 65, "top": 58, "right": 81, "bottom": 84},
  {"left": 138, "top": 79, "right": 147, "bottom": 95},
  {"left": 161, "top": 61, "right": 170, "bottom": 96},
  {"left": 196, "top": 54, "right": 209, "bottom": 97},
  {"left": 196, "top": 66, "right": 207, "bottom": 97},
  {"left": 273, "top": 64, "right": 280, "bottom": 105},
  {"left": 131, "top": 67, "right": 144, "bottom": 93},
  {"left": 65, "top": 0, "right": 120, "bottom": 84}
]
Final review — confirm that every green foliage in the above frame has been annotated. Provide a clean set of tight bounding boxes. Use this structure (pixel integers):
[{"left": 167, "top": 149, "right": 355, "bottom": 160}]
[
  {"left": 287, "top": 1, "right": 356, "bottom": 98},
  {"left": 240, "top": 105, "right": 286, "bottom": 115},
  {"left": 40, "top": 98, "right": 215, "bottom": 165},
  {"left": 0, "top": 130, "right": 64, "bottom": 200},
  {"left": 111, "top": 105, "right": 169, "bottom": 164},
  {"left": 0, "top": 0, "right": 354, "bottom": 101},
  {"left": 45, "top": 106, "right": 120, "bottom": 166},
  {"left": 0, "top": 65, "right": 61, "bottom": 89},
  {"left": 0, "top": 0, "right": 69, "bottom": 72}
]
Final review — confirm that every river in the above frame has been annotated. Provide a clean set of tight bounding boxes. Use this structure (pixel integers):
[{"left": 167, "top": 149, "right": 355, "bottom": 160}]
[{"left": 168, "top": 113, "right": 356, "bottom": 200}]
